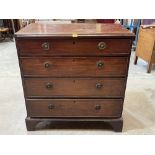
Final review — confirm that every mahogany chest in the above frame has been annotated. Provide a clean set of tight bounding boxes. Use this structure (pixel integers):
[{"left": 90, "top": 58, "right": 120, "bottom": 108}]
[{"left": 15, "top": 23, "right": 134, "bottom": 132}]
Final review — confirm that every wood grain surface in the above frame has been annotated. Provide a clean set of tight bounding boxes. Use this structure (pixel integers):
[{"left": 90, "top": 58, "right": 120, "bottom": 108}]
[
  {"left": 26, "top": 99, "right": 123, "bottom": 118},
  {"left": 20, "top": 57, "right": 128, "bottom": 77}
]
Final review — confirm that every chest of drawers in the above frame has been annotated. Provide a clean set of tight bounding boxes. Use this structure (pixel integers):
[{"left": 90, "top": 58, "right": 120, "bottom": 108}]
[{"left": 15, "top": 23, "right": 134, "bottom": 132}]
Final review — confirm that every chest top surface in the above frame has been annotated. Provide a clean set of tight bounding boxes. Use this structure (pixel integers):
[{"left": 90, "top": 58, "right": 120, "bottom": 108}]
[{"left": 15, "top": 23, "right": 134, "bottom": 38}]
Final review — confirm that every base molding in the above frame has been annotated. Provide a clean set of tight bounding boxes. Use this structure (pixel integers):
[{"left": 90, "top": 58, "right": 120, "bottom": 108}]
[{"left": 25, "top": 117, "right": 123, "bottom": 132}]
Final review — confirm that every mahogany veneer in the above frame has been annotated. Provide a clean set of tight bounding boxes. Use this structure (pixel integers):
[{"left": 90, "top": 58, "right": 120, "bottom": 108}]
[{"left": 15, "top": 23, "right": 134, "bottom": 132}]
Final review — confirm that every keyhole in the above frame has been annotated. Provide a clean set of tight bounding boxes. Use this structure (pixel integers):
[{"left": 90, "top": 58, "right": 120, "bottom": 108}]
[{"left": 73, "top": 41, "right": 75, "bottom": 44}]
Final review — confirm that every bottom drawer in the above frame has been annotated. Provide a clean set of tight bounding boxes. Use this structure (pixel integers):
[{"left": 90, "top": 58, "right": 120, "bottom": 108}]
[{"left": 27, "top": 99, "right": 123, "bottom": 118}]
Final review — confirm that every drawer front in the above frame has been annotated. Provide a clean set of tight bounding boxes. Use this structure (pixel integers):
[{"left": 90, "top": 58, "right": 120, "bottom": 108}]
[
  {"left": 24, "top": 78, "right": 126, "bottom": 98},
  {"left": 20, "top": 57, "right": 128, "bottom": 77},
  {"left": 16, "top": 38, "right": 131, "bottom": 56},
  {"left": 26, "top": 99, "right": 123, "bottom": 118}
]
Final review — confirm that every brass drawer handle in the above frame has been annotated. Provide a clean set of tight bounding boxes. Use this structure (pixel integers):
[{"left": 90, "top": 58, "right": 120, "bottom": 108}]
[
  {"left": 96, "top": 83, "right": 103, "bottom": 89},
  {"left": 98, "top": 42, "right": 106, "bottom": 50},
  {"left": 96, "top": 61, "right": 104, "bottom": 68},
  {"left": 44, "top": 62, "right": 51, "bottom": 68},
  {"left": 95, "top": 104, "right": 101, "bottom": 110},
  {"left": 48, "top": 104, "right": 55, "bottom": 110},
  {"left": 42, "top": 42, "right": 50, "bottom": 50},
  {"left": 46, "top": 83, "right": 53, "bottom": 89}
]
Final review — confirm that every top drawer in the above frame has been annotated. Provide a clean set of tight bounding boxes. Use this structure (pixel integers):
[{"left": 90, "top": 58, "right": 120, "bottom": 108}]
[{"left": 16, "top": 38, "right": 132, "bottom": 56}]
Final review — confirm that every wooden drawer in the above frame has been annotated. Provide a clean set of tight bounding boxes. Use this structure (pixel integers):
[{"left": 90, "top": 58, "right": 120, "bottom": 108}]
[
  {"left": 20, "top": 57, "right": 128, "bottom": 77},
  {"left": 16, "top": 38, "right": 132, "bottom": 56},
  {"left": 24, "top": 78, "right": 126, "bottom": 98},
  {"left": 26, "top": 99, "right": 123, "bottom": 118}
]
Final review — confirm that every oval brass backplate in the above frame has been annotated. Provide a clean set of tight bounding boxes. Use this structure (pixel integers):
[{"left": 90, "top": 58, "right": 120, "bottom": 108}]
[
  {"left": 42, "top": 42, "right": 50, "bottom": 50},
  {"left": 48, "top": 104, "right": 55, "bottom": 110},
  {"left": 95, "top": 104, "right": 101, "bottom": 110},
  {"left": 96, "top": 61, "right": 104, "bottom": 68},
  {"left": 96, "top": 83, "right": 103, "bottom": 89},
  {"left": 46, "top": 83, "right": 53, "bottom": 89},
  {"left": 44, "top": 62, "right": 51, "bottom": 68},
  {"left": 98, "top": 42, "right": 106, "bottom": 50}
]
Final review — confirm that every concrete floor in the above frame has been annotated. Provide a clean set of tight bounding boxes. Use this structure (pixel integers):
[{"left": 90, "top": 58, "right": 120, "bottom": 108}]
[{"left": 0, "top": 39, "right": 155, "bottom": 134}]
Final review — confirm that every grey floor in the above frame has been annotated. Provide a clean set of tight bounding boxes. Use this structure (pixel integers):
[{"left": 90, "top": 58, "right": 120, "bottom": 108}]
[{"left": 0, "top": 39, "right": 155, "bottom": 134}]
